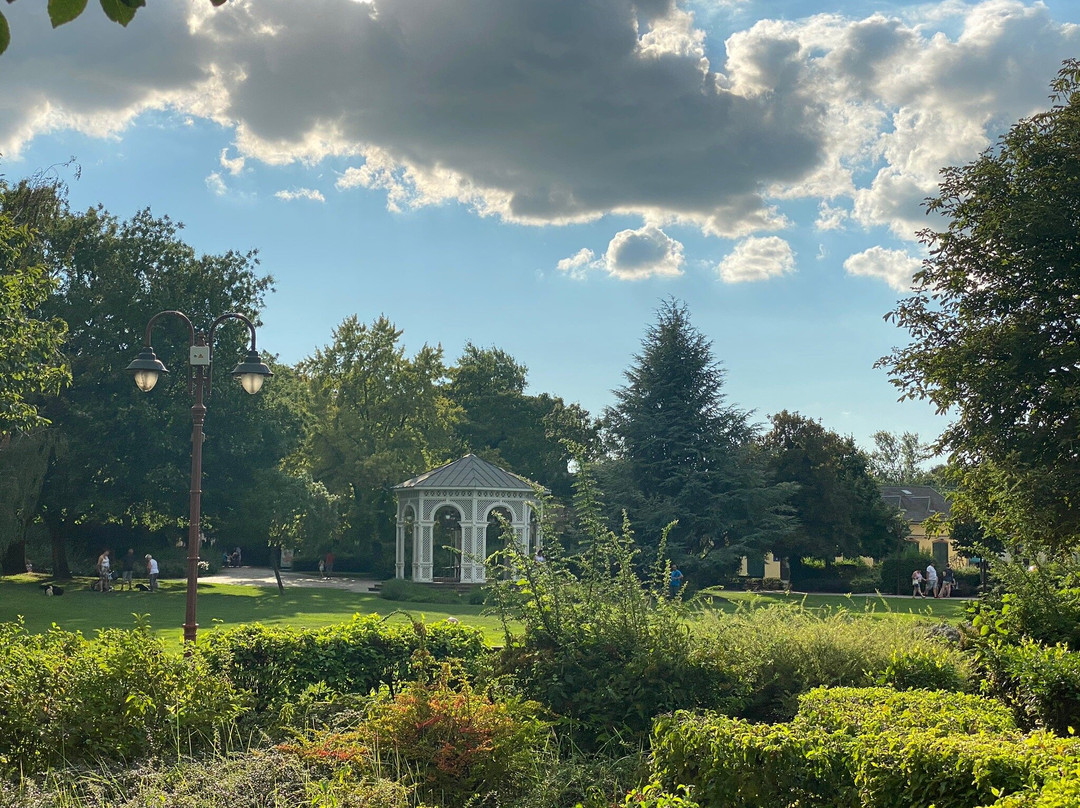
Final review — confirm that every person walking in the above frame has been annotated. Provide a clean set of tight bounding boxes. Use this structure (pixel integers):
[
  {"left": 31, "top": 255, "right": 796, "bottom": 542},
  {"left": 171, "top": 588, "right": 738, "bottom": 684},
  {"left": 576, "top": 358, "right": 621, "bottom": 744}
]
[
  {"left": 911, "top": 569, "right": 925, "bottom": 597},
  {"left": 926, "top": 562, "right": 939, "bottom": 598},
  {"left": 325, "top": 551, "right": 335, "bottom": 577},
  {"left": 940, "top": 566, "right": 955, "bottom": 598},
  {"left": 121, "top": 549, "right": 136, "bottom": 591},
  {"left": 96, "top": 549, "right": 112, "bottom": 593},
  {"left": 145, "top": 554, "right": 159, "bottom": 592}
]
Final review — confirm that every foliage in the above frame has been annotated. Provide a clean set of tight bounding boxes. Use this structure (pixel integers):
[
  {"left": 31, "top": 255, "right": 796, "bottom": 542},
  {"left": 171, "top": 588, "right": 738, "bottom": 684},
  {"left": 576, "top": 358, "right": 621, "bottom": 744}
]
[
  {"left": 300, "top": 315, "right": 459, "bottom": 574},
  {"left": 203, "top": 615, "right": 487, "bottom": 712},
  {"left": 378, "top": 577, "right": 471, "bottom": 604},
  {"left": 491, "top": 466, "right": 749, "bottom": 748},
  {"left": 280, "top": 665, "right": 550, "bottom": 807},
  {"left": 0, "top": 211, "right": 68, "bottom": 438},
  {"left": 0, "top": 1, "right": 230, "bottom": 56},
  {"left": 880, "top": 550, "right": 935, "bottom": 597},
  {"left": 968, "top": 560, "right": 1080, "bottom": 650},
  {"left": 649, "top": 707, "right": 1077, "bottom": 808},
  {"left": 600, "top": 299, "right": 794, "bottom": 580},
  {"left": 880, "top": 60, "right": 1080, "bottom": 556},
  {"left": 447, "top": 342, "right": 600, "bottom": 499},
  {"left": 0, "top": 618, "right": 244, "bottom": 774},
  {"left": 876, "top": 646, "right": 974, "bottom": 692},
  {"left": 764, "top": 411, "right": 897, "bottom": 562},
  {"left": 695, "top": 603, "right": 973, "bottom": 720},
  {"left": 793, "top": 687, "right": 1016, "bottom": 737},
  {"left": 868, "top": 430, "right": 934, "bottom": 486},
  {"left": 0, "top": 748, "right": 422, "bottom": 808}
]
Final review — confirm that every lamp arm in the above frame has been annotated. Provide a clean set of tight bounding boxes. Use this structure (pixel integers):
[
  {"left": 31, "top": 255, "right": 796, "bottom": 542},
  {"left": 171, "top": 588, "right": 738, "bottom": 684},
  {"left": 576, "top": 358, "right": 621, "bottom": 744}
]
[
  {"left": 143, "top": 311, "right": 197, "bottom": 395},
  {"left": 206, "top": 313, "right": 258, "bottom": 398}
]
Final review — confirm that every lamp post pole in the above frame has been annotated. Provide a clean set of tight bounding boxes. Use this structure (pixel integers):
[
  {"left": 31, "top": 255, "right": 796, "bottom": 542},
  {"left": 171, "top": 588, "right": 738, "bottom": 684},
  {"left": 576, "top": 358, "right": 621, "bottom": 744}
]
[{"left": 126, "top": 311, "right": 271, "bottom": 648}]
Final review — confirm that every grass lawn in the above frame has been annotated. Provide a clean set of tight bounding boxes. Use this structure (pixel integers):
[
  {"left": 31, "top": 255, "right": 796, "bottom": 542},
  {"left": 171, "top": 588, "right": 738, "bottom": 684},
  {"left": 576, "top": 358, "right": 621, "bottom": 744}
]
[
  {"left": 0, "top": 573, "right": 509, "bottom": 653},
  {"left": 700, "top": 589, "right": 969, "bottom": 620}
]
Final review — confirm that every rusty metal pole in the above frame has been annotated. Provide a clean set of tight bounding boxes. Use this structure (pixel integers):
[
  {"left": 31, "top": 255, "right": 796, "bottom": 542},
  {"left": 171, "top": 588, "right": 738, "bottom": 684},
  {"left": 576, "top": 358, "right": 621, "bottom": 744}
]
[{"left": 183, "top": 336, "right": 208, "bottom": 649}]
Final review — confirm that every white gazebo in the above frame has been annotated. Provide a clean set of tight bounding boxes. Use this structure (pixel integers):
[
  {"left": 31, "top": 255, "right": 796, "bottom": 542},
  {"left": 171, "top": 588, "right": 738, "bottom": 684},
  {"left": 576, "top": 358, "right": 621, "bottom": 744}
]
[{"left": 393, "top": 454, "right": 539, "bottom": 583}]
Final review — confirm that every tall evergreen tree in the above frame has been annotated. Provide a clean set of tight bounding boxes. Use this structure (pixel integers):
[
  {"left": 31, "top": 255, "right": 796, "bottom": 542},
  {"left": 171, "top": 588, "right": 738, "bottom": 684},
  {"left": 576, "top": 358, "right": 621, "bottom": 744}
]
[{"left": 602, "top": 299, "right": 793, "bottom": 581}]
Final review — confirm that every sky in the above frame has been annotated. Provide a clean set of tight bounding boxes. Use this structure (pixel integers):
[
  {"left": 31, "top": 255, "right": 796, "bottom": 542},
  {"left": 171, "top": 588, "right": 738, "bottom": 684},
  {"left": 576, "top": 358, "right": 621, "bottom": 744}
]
[{"left": 2, "top": 0, "right": 1078, "bottom": 452}]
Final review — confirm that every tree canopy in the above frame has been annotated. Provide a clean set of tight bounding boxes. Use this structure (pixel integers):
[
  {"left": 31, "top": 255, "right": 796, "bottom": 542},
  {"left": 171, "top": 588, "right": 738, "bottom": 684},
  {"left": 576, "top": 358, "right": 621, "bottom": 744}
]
[
  {"left": 881, "top": 59, "right": 1080, "bottom": 555},
  {"left": 602, "top": 298, "right": 793, "bottom": 580}
]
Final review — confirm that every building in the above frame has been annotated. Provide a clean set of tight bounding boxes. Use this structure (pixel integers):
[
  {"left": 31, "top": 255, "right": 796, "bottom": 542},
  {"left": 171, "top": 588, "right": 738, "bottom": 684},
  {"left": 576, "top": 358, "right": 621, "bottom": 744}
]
[{"left": 880, "top": 485, "right": 962, "bottom": 567}]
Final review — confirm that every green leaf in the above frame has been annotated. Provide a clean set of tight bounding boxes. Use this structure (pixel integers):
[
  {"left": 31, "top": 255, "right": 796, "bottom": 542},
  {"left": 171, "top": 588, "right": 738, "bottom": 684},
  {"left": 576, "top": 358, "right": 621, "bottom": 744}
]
[
  {"left": 0, "top": 11, "right": 8, "bottom": 56},
  {"left": 48, "top": 0, "right": 89, "bottom": 28},
  {"left": 99, "top": 0, "right": 136, "bottom": 26},
  {"left": 119, "top": 0, "right": 145, "bottom": 7}
]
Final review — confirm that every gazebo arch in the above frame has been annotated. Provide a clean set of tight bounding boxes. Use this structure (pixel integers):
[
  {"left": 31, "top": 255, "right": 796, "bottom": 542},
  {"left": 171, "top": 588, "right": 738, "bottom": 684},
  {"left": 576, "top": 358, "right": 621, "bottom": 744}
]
[{"left": 393, "top": 454, "right": 539, "bottom": 583}]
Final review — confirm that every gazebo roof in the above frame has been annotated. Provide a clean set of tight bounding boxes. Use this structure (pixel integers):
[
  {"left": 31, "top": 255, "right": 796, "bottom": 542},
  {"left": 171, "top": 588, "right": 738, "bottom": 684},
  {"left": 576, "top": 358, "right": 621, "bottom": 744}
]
[{"left": 394, "top": 454, "right": 535, "bottom": 492}]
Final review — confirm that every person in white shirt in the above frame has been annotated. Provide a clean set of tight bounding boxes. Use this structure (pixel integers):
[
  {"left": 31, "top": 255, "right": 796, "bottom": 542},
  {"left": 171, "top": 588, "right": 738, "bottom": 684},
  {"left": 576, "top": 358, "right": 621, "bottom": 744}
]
[
  {"left": 145, "top": 554, "right": 159, "bottom": 592},
  {"left": 926, "top": 563, "right": 939, "bottom": 598}
]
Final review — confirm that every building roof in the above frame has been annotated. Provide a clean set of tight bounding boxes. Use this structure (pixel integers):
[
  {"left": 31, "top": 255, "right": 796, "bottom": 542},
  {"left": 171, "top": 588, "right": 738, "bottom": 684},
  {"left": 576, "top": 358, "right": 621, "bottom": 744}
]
[
  {"left": 880, "top": 485, "right": 951, "bottom": 523},
  {"left": 394, "top": 454, "right": 536, "bottom": 492}
]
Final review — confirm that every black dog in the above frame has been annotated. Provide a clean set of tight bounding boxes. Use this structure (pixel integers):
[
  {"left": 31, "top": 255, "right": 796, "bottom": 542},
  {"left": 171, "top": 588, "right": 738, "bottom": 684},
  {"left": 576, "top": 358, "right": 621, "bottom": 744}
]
[
  {"left": 41, "top": 584, "right": 65, "bottom": 596},
  {"left": 135, "top": 583, "right": 151, "bottom": 591}
]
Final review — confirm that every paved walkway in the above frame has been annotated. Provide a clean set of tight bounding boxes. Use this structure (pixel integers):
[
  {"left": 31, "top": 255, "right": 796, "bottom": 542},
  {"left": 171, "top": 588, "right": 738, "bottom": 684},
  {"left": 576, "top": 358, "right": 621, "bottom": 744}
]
[{"left": 210, "top": 566, "right": 382, "bottom": 594}]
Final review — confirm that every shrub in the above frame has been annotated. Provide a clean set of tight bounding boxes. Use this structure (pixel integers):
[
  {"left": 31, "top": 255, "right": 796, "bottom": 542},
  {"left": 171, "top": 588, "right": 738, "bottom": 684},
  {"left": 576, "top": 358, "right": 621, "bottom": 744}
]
[
  {"left": 979, "top": 640, "right": 1080, "bottom": 734},
  {"left": 877, "top": 646, "right": 975, "bottom": 692},
  {"left": 378, "top": 577, "right": 466, "bottom": 604},
  {"left": 849, "top": 575, "right": 881, "bottom": 593},
  {"left": 694, "top": 604, "right": 973, "bottom": 720},
  {"left": 968, "top": 561, "right": 1080, "bottom": 649},
  {"left": 278, "top": 667, "right": 550, "bottom": 808},
  {"left": 203, "top": 615, "right": 487, "bottom": 712},
  {"left": 0, "top": 619, "right": 243, "bottom": 774},
  {"left": 793, "top": 687, "right": 1017, "bottom": 737}
]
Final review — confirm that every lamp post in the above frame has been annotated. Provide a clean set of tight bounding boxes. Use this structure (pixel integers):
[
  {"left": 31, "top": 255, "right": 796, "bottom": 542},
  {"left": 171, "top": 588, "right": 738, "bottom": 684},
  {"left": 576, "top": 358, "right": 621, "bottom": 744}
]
[{"left": 126, "top": 311, "right": 271, "bottom": 647}]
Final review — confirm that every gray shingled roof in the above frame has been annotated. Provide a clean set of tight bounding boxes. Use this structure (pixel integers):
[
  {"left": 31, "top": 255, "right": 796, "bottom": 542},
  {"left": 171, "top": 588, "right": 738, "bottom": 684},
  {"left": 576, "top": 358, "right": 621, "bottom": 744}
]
[
  {"left": 394, "top": 454, "right": 535, "bottom": 492},
  {"left": 880, "top": 485, "right": 951, "bottom": 523}
]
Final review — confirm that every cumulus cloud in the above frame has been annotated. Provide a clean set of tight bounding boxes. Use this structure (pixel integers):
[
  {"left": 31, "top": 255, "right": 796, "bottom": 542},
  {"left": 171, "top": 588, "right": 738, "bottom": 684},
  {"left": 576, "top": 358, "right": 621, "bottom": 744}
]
[
  {"left": 815, "top": 200, "right": 849, "bottom": 231},
  {"left": 274, "top": 187, "right": 326, "bottom": 202},
  {"left": 0, "top": 0, "right": 1077, "bottom": 244},
  {"left": 717, "top": 236, "right": 795, "bottom": 283},
  {"left": 205, "top": 172, "right": 227, "bottom": 196},
  {"left": 843, "top": 246, "right": 921, "bottom": 290},
  {"left": 558, "top": 226, "right": 684, "bottom": 280}
]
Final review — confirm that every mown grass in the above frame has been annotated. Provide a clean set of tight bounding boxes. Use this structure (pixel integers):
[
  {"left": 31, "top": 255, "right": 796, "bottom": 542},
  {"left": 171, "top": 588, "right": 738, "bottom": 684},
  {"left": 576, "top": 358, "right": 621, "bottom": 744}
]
[
  {"left": 706, "top": 589, "right": 968, "bottom": 620},
  {"left": 0, "top": 573, "right": 508, "bottom": 652}
]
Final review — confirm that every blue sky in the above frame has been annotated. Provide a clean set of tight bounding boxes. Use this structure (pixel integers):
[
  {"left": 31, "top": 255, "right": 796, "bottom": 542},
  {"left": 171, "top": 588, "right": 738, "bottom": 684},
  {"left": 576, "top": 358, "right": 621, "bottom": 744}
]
[{"left": 2, "top": 0, "right": 1078, "bottom": 451}]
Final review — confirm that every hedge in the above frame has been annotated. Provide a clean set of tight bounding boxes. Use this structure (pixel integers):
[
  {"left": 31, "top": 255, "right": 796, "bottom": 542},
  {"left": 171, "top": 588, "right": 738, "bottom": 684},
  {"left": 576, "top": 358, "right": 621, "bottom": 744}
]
[{"left": 203, "top": 615, "right": 488, "bottom": 711}]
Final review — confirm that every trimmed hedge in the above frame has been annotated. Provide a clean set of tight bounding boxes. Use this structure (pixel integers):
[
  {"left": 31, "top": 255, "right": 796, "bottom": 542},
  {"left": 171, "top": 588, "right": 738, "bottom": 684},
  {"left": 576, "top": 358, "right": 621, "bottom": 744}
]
[
  {"left": 649, "top": 691, "right": 1080, "bottom": 808},
  {"left": 203, "top": 615, "right": 488, "bottom": 711},
  {"left": 794, "top": 687, "right": 1018, "bottom": 737}
]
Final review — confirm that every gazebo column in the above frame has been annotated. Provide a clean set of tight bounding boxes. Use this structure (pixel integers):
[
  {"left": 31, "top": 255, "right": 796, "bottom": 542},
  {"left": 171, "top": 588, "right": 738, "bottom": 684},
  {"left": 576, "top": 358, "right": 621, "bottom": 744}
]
[
  {"left": 416, "top": 521, "right": 434, "bottom": 582},
  {"left": 395, "top": 517, "right": 405, "bottom": 579},
  {"left": 461, "top": 521, "right": 486, "bottom": 583}
]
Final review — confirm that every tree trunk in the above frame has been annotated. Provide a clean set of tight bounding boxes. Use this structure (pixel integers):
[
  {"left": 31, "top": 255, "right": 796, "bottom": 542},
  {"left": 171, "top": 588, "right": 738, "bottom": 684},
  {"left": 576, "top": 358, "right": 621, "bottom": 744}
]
[
  {"left": 43, "top": 511, "right": 71, "bottom": 580},
  {"left": 272, "top": 544, "right": 285, "bottom": 594}
]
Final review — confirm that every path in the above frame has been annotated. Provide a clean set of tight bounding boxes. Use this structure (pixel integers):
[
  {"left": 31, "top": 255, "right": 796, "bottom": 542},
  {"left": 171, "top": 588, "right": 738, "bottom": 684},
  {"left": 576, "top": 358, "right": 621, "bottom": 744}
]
[{"left": 210, "top": 566, "right": 381, "bottom": 594}]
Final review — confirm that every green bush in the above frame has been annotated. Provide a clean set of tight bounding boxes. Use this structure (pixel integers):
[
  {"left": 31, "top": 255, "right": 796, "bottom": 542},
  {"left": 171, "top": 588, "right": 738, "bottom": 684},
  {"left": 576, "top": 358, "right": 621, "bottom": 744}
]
[
  {"left": 0, "top": 619, "right": 243, "bottom": 774},
  {"left": 203, "top": 615, "right": 488, "bottom": 712},
  {"left": 877, "top": 646, "right": 975, "bottom": 692},
  {"left": 849, "top": 575, "right": 882, "bottom": 593},
  {"left": 979, "top": 640, "right": 1080, "bottom": 734},
  {"left": 649, "top": 708, "right": 1066, "bottom": 808},
  {"left": 969, "top": 561, "right": 1080, "bottom": 649},
  {"left": 794, "top": 687, "right": 1017, "bottom": 737},
  {"left": 378, "top": 577, "right": 467, "bottom": 604},
  {"left": 695, "top": 605, "right": 973, "bottom": 720}
]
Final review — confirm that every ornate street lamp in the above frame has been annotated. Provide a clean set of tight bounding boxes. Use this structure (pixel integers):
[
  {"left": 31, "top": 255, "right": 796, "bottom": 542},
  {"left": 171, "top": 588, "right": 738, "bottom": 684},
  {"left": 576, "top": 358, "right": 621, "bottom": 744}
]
[{"left": 126, "top": 311, "right": 271, "bottom": 647}]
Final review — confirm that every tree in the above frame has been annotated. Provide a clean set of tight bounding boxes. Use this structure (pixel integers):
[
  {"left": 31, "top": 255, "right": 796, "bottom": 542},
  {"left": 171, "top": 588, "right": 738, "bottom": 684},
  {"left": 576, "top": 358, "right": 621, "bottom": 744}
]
[
  {"left": 763, "top": 411, "right": 896, "bottom": 563},
  {"left": 301, "top": 315, "right": 459, "bottom": 573},
  {"left": 446, "top": 343, "right": 600, "bottom": 499},
  {"left": 880, "top": 60, "right": 1080, "bottom": 555},
  {"left": 602, "top": 299, "right": 793, "bottom": 579},
  {"left": 867, "top": 430, "right": 933, "bottom": 486},
  {"left": 10, "top": 189, "right": 281, "bottom": 576}
]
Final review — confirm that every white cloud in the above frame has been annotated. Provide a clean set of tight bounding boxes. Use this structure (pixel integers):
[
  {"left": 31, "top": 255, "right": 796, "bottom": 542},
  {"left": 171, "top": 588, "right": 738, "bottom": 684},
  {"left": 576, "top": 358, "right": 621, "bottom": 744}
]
[
  {"left": 717, "top": 236, "right": 795, "bottom": 283},
  {"left": 274, "top": 187, "right": 325, "bottom": 202},
  {"left": 0, "top": 0, "right": 1077, "bottom": 244},
  {"left": 843, "top": 245, "right": 921, "bottom": 290},
  {"left": 205, "top": 171, "right": 227, "bottom": 196},
  {"left": 220, "top": 148, "right": 245, "bottom": 175},
  {"left": 815, "top": 200, "right": 848, "bottom": 231},
  {"left": 557, "top": 226, "right": 684, "bottom": 281}
]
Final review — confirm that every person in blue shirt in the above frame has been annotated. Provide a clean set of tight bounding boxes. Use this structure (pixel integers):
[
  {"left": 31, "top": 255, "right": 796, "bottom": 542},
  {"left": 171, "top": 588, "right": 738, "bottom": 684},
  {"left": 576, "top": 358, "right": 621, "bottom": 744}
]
[{"left": 670, "top": 565, "right": 684, "bottom": 597}]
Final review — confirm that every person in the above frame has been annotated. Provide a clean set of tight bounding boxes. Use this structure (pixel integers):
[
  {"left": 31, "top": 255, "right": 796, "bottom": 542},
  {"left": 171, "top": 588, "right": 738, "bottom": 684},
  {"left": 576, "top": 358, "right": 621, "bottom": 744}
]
[
  {"left": 121, "top": 548, "right": 136, "bottom": 591},
  {"left": 534, "top": 550, "right": 545, "bottom": 563},
  {"left": 231, "top": 547, "right": 242, "bottom": 568},
  {"left": 926, "top": 562, "right": 939, "bottom": 598},
  {"left": 912, "top": 569, "right": 925, "bottom": 598},
  {"left": 670, "top": 565, "right": 684, "bottom": 597},
  {"left": 96, "top": 549, "right": 112, "bottom": 593},
  {"left": 222, "top": 550, "right": 230, "bottom": 567},
  {"left": 318, "top": 558, "right": 326, "bottom": 579},
  {"left": 145, "top": 554, "right": 159, "bottom": 592},
  {"left": 325, "top": 551, "right": 335, "bottom": 577},
  {"left": 940, "top": 566, "right": 956, "bottom": 598}
]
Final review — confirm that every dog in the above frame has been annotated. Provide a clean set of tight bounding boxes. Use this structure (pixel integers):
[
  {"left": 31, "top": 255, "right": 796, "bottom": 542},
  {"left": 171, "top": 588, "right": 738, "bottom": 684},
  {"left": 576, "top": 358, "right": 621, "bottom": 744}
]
[
  {"left": 135, "top": 583, "right": 151, "bottom": 591},
  {"left": 41, "top": 584, "right": 64, "bottom": 596}
]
